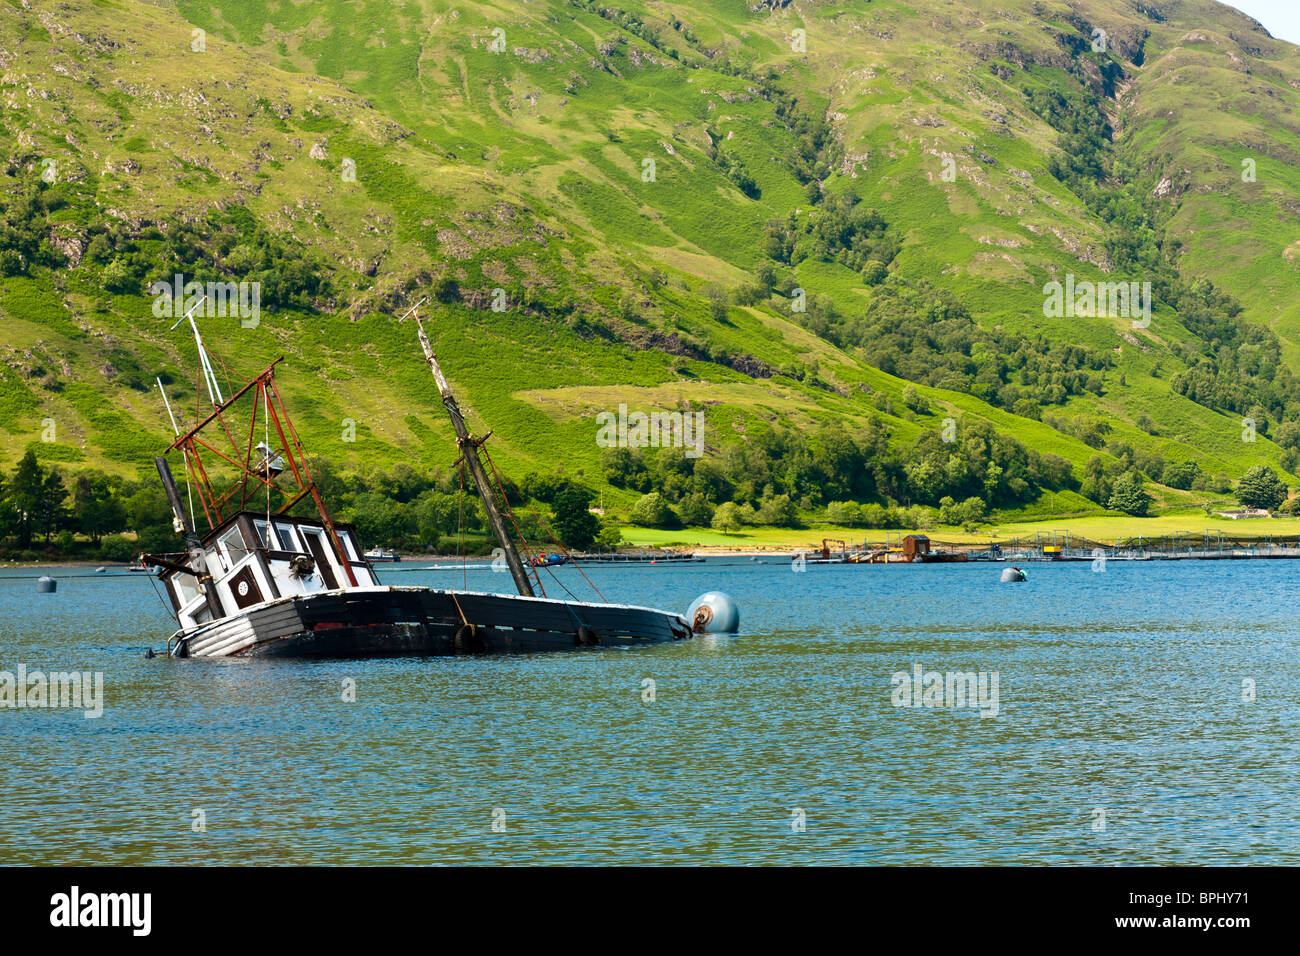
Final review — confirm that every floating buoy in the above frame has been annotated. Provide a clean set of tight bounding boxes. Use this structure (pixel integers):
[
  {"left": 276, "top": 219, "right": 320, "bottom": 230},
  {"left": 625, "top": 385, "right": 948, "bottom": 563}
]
[
  {"left": 37, "top": 576, "right": 57, "bottom": 593},
  {"left": 94, "top": 567, "right": 106, "bottom": 574},
  {"left": 687, "top": 591, "right": 739, "bottom": 634},
  {"left": 1000, "top": 567, "right": 1027, "bottom": 583}
]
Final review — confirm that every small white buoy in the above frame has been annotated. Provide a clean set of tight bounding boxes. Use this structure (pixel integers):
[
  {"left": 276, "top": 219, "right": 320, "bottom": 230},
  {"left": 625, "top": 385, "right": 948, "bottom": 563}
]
[
  {"left": 37, "top": 576, "right": 57, "bottom": 593},
  {"left": 94, "top": 566, "right": 106, "bottom": 574},
  {"left": 687, "top": 591, "right": 739, "bottom": 633},
  {"left": 1000, "top": 567, "right": 1026, "bottom": 583}
]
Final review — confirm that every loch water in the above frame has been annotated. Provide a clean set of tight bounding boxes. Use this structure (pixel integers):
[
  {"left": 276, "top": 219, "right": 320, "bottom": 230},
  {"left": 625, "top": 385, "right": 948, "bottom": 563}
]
[{"left": 1, "top": 558, "right": 1296, "bottom": 865}]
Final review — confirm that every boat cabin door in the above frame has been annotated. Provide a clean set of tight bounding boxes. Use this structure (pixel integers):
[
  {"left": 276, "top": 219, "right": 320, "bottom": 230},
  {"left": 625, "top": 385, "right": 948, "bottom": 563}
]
[{"left": 301, "top": 527, "right": 339, "bottom": 590}]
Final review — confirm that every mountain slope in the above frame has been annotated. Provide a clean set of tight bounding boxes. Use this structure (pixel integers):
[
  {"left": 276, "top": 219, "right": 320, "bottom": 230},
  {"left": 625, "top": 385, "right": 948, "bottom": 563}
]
[{"left": 2, "top": 0, "right": 1299, "bottom": 525}]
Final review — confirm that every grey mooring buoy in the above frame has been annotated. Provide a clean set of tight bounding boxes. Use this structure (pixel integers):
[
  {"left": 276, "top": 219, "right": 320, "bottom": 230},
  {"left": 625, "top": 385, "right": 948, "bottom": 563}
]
[
  {"left": 37, "top": 576, "right": 57, "bottom": 594},
  {"left": 1000, "top": 567, "right": 1026, "bottom": 583},
  {"left": 687, "top": 591, "right": 740, "bottom": 633}
]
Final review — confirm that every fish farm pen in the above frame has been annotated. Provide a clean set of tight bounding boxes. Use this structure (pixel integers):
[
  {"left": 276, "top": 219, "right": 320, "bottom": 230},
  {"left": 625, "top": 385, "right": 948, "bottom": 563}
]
[{"left": 569, "top": 550, "right": 704, "bottom": 563}]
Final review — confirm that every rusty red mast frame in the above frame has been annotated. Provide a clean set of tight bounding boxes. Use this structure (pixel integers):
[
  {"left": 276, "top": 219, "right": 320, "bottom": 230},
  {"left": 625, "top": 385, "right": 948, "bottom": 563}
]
[{"left": 164, "top": 357, "right": 359, "bottom": 587}]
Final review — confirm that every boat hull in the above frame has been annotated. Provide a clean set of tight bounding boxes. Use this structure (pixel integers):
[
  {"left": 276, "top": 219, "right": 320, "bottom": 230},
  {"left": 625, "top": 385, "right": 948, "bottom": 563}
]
[{"left": 171, "top": 585, "right": 692, "bottom": 658}]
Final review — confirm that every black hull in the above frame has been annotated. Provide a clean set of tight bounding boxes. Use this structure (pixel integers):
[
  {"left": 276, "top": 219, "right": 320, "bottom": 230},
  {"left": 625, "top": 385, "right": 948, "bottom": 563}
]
[
  {"left": 248, "top": 621, "right": 660, "bottom": 657},
  {"left": 173, "top": 585, "right": 692, "bottom": 658}
]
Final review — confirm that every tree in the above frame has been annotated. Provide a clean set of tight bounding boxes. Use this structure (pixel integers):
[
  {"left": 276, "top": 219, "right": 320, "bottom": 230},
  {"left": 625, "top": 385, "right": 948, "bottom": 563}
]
[
  {"left": 0, "top": 468, "right": 13, "bottom": 542},
  {"left": 938, "top": 496, "right": 985, "bottom": 526},
  {"left": 1080, "top": 454, "right": 1112, "bottom": 506},
  {"left": 1161, "top": 460, "right": 1200, "bottom": 491},
  {"left": 594, "top": 518, "right": 623, "bottom": 551},
  {"left": 551, "top": 485, "right": 600, "bottom": 550},
  {"left": 711, "top": 502, "right": 742, "bottom": 535},
  {"left": 676, "top": 492, "right": 714, "bottom": 527},
  {"left": 10, "top": 450, "right": 44, "bottom": 549},
  {"left": 347, "top": 492, "right": 413, "bottom": 548},
  {"left": 73, "top": 473, "right": 127, "bottom": 546},
  {"left": 957, "top": 496, "right": 986, "bottom": 525},
  {"left": 1107, "top": 471, "right": 1152, "bottom": 517},
  {"left": 1236, "top": 465, "right": 1288, "bottom": 511},
  {"left": 628, "top": 492, "right": 678, "bottom": 528},
  {"left": 901, "top": 384, "right": 928, "bottom": 413},
  {"left": 705, "top": 285, "right": 729, "bottom": 324},
  {"left": 938, "top": 495, "right": 960, "bottom": 524},
  {"left": 35, "top": 470, "right": 69, "bottom": 544},
  {"left": 860, "top": 259, "right": 887, "bottom": 285},
  {"left": 756, "top": 493, "right": 800, "bottom": 527},
  {"left": 827, "top": 501, "right": 861, "bottom": 527}
]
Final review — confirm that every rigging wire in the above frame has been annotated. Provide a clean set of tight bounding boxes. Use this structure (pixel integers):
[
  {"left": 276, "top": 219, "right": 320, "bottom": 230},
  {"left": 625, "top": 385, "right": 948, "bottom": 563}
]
[
  {"left": 148, "top": 571, "right": 180, "bottom": 624},
  {"left": 479, "top": 452, "right": 544, "bottom": 596},
  {"left": 457, "top": 463, "right": 466, "bottom": 591},
  {"left": 482, "top": 450, "right": 607, "bottom": 604},
  {"left": 264, "top": 379, "right": 271, "bottom": 534}
]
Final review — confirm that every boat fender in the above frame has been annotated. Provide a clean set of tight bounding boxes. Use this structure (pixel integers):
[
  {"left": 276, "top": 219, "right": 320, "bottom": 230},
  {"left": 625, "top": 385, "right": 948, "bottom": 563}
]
[
  {"left": 454, "top": 623, "right": 477, "bottom": 653},
  {"left": 687, "top": 592, "right": 740, "bottom": 634},
  {"left": 454, "top": 623, "right": 493, "bottom": 653},
  {"left": 575, "top": 626, "right": 601, "bottom": 646}
]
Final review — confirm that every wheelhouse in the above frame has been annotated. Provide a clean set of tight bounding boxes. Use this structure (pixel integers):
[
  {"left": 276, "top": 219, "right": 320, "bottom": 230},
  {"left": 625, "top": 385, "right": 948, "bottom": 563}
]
[{"left": 161, "top": 512, "right": 378, "bottom": 629}]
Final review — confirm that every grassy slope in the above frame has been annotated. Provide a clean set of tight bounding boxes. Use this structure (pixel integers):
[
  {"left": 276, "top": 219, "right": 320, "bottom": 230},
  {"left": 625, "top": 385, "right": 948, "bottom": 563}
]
[{"left": 0, "top": 0, "right": 1297, "bottom": 526}]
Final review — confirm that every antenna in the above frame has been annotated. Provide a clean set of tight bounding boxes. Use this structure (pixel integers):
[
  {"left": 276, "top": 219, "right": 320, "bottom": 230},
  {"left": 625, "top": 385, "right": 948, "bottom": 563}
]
[
  {"left": 157, "top": 376, "right": 197, "bottom": 532},
  {"left": 396, "top": 298, "right": 428, "bottom": 323},
  {"left": 157, "top": 376, "right": 181, "bottom": 436},
  {"left": 169, "top": 295, "right": 224, "bottom": 407}
]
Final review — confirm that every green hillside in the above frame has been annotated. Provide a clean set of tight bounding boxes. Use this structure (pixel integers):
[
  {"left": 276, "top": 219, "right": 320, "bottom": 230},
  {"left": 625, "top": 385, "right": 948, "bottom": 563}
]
[{"left": 3, "top": 0, "right": 1300, "bottom": 546}]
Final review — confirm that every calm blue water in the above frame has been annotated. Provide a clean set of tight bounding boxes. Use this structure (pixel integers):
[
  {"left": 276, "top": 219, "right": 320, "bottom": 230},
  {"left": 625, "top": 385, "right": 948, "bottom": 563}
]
[{"left": 1, "top": 558, "right": 1297, "bottom": 864}]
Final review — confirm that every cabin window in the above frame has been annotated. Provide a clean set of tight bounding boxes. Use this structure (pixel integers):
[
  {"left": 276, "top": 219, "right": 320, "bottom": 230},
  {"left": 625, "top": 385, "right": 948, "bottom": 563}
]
[
  {"left": 252, "top": 519, "right": 280, "bottom": 551},
  {"left": 172, "top": 572, "right": 202, "bottom": 609},
  {"left": 220, "top": 527, "right": 251, "bottom": 566},
  {"left": 274, "top": 521, "right": 302, "bottom": 553},
  {"left": 338, "top": 530, "right": 362, "bottom": 562}
]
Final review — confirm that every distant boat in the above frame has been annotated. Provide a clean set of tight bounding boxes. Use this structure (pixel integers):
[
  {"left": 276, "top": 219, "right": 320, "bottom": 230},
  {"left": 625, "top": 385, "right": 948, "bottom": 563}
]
[
  {"left": 530, "top": 553, "right": 568, "bottom": 567},
  {"left": 363, "top": 547, "right": 401, "bottom": 563},
  {"left": 142, "top": 299, "right": 691, "bottom": 658}
]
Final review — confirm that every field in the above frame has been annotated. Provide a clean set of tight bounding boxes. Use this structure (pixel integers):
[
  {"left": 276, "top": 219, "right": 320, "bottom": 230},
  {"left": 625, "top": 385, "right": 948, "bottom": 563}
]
[{"left": 622, "top": 513, "right": 1300, "bottom": 550}]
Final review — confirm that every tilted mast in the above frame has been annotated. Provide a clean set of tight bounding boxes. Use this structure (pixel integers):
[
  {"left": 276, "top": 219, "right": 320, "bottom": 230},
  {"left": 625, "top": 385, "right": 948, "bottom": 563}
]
[{"left": 407, "top": 302, "right": 535, "bottom": 598}]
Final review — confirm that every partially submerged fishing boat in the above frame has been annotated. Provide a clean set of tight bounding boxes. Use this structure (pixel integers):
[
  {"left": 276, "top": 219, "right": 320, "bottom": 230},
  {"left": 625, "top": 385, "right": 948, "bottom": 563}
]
[{"left": 145, "top": 301, "right": 692, "bottom": 657}]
